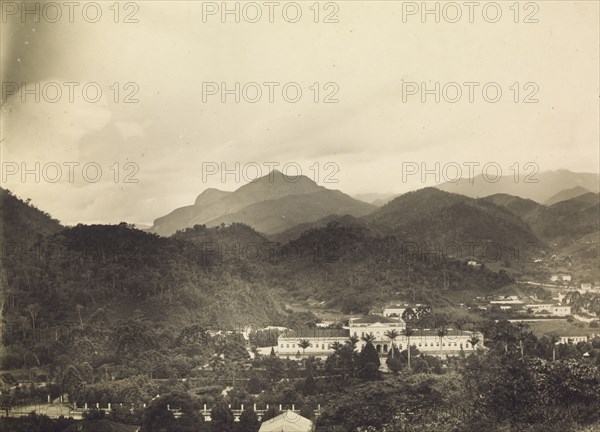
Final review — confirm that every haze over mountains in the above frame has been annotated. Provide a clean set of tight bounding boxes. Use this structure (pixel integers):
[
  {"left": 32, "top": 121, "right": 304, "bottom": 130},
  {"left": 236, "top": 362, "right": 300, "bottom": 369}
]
[
  {"left": 1, "top": 167, "right": 598, "bottom": 338},
  {"left": 483, "top": 191, "right": 600, "bottom": 253},
  {"left": 147, "top": 169, "right": 599, "bottom": 259},
  {"left": 365, "top": 188, "right": 542, "bottom": 250},
  {"left": 148, "top": 170, "right": 375, "bottom": 236},
  {"left": 436, "top": 169, "right": 599, "bottom": 203},
  {"left": 545, "top": 186, "right": 593, "bottom": 206}
]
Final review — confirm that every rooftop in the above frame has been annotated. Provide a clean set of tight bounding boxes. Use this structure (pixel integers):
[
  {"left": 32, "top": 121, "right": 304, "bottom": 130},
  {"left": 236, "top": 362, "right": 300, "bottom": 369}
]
[
  {"left": 351, "top": 315, "right": 403, "bottom": 324},
  {"left": 279, "top": 328, "right": 350, "bottom": 339},
  {"left": 259, "top": 411, "right": 313, "bottom": 432}
]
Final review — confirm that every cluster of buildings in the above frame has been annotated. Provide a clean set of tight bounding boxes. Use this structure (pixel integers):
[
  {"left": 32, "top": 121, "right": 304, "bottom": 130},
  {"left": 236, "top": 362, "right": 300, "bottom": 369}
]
[
  {"left": 550, "top": 274, "right": 572, "bottom": 283},
  {"left": 548, "top": 275, "right": 600, "bottom": 293},
  {"left": 475, "top": 295, "right": 572, "bottom": 317},
  {"left": 525, "top": 303, "right": 572, "bottom": 316},
  {"left": 578, "top": 283, "right": 600, "bottom": 294},
  {"left": 275, "top": 315, "right": 482, "bottom": 360}
]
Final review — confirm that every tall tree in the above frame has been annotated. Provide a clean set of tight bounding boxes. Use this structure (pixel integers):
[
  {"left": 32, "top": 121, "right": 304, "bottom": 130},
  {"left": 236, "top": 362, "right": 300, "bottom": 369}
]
[
  {"left": 437, "top": 326, "right": 447, "bottom": 358},
  {"left": 25, "top": 303, "right": 40, "bottom": 341},
  {"left": 298, "top": 339, "right": 310, "bottom": 358},
  {"left": 469, "top": 334, "right": 480, "bottom": 350},
  {"left": 142, "top": 391, "right": 204, "bottom": 432},
  {"left": 346, "top": 335, "right": 359, "bottom": 348},
  {"left": 361, "top": 333, "right": 376, "bottom": 345},
  {"left": 238, "top": 407, "right": 260, "bottom": 432},
  {"left": 211, "top": 401, "right": 234, "bottom": 432},
  {"left": 359, "top": 336, "right": 380, "bottom": 376},
  {"left": 75, "top": 304, "right": 84, "bottom": 329},
  {"left": 404, "top": 327, "right": 414, "bottom": 368},
  {"left": 384, "top": 329, "right": 399, "bottom": 358},
  {"left": 548, "top": 333, "right": 560, "bottom": 362}
]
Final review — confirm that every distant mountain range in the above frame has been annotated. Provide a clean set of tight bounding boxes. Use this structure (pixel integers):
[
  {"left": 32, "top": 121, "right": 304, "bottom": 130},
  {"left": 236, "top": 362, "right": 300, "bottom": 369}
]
[
  {"left": 148, "top": 170, "right": 375, "bottom": 236},
  {"left": 483, "top": 192, "right": 599, "bottom": 241},
  {"left": 2, "top": 175, "right": 598, "bottom": 328},
  {"left": 145, "top": 169, "right": 599, "bottom": 265},
  {"left": 436, "top": 169, "right": 599, "bottom": 203},
  {"left": 354, "top": 193, "right": 402, "bottom": 207},
  {"left": 364, "top": 187, "right": 542, "bottom": 252},
  {"left": 545, "top": 186, "right": 592, "bottom": 206}
]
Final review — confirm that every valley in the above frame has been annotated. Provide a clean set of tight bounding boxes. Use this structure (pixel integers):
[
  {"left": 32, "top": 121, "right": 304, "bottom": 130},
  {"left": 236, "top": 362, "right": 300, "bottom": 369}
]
[{"left": 1, "top": 170, "right": 599, "bottom": 432}]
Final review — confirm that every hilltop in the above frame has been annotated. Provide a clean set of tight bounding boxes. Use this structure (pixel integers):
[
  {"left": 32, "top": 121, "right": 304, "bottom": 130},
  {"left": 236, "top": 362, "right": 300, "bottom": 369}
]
[{"left": 148, "top": 170, "right": 374, "bottom": 236}]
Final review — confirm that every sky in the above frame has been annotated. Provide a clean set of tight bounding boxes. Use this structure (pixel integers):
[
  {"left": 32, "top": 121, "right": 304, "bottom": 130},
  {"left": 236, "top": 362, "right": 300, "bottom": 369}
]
[{"left": 1, "top": 0, "right": 599, "bottom": 226}]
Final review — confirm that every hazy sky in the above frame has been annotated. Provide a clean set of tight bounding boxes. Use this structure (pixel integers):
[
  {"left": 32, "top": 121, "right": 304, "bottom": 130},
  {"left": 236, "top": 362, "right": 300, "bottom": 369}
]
[{"left": 1, "top": 1, "right": 599, "bottom": 225}]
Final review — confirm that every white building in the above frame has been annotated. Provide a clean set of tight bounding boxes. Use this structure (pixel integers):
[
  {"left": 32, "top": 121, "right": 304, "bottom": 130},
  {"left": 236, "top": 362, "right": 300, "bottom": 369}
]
[
  {"left": 382, "top": 305, "right": 406, "bottom": 318},
  {"left": 275, "top": 315, "right": 483, "bottom": 359},
  {"left": 276, "top": 328, "right": 348, "bottom": 358},
  {"left": 578, "top": 283, "right": 600, "bottom": 293},
  {"left": 551, "top": 274, "right": 572, "bottom": 283},
  {"left": 315, "top": 321, "right": 335, "bottom": 328},
  {"left": 259, "top": 411, "right": 314, "bottom": 432},
  {"left": 527, "top": 304, "right": 571, "bottom": 316},
  {"left": 557, "top": 335, "right": 589, "bottom": 345}
]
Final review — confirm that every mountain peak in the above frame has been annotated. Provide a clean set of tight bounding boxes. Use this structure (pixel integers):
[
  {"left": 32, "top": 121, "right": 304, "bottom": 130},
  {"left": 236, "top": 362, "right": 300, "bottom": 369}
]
[
  {"left": 545, "top": 186, "right": 591, "bottom": 206},
  {"left": 194, "top": 188, "right": 231, "bottom": 206},
  {"left": 236, "top": 169, "right": 324, "bottom": 197}
]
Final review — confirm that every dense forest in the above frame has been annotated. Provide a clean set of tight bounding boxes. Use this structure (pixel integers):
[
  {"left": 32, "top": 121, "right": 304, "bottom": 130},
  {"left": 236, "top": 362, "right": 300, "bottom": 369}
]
[
  {"left": 1, "top": 319, "right": 599, "bottom": 432},
  {"left": 1, "top": 187, "right": 599, "bottom": 431}
]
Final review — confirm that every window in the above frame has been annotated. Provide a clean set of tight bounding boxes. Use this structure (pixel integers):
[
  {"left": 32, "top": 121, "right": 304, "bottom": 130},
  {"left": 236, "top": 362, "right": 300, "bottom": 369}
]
[
  {"left": 280, "top": 344, "right": 284, "bottom": 348},
  {"left": 286, "top": 344, "right": 289, "bottom": 348},
  {"left": 322, "top": 344, "right": 325, "bottom": 349}
]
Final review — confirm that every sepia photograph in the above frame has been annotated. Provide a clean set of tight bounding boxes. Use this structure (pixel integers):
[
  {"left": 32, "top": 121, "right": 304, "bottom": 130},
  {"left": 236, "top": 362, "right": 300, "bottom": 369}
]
[{"left": 0, "top": 1, "right": 599, "bottom": 431}]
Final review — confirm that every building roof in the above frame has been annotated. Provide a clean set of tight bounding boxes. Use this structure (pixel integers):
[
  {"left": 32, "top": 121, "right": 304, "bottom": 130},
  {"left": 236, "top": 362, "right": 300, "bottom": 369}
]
[
  {"left": 351, "top": 315, "right": 402, "bottom": 324},
  {"left": 279, "top": 328, "right": 349, "bottom": 339},
  {"left": 384, "top": 305, "right": 406, "bottom": 310},
  {"left": 259, "top": 411, "right": 313, "bottom": 432}
]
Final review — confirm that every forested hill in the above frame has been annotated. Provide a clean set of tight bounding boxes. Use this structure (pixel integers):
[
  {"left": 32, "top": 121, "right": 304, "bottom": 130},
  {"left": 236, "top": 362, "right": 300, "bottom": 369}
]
[
  {"left": 2, "top": 221, "right": 283, "bottom": 331},
  {"left": 364, "top": 187, "right": 542, "bottom": 252},
  {"left": 0, "top": 187, "right": 62, "bottom": 247},
  {"left": 268, "top": 220, "right": 513, "bottom": 313},
  {"left": 1, "top": 188, "right": 517, "bottom": 376},
  {"left": 1, "top": 190, "right": 285, "bottom": 376}
]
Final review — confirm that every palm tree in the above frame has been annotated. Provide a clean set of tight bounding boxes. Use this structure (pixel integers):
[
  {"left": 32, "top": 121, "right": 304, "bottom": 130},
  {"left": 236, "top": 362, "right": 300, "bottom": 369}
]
[
  {"left": 26, "top": 303, "right": 40, "bottom": 341},
  {"left": 437, "top": 326, "right": 447, "bottom": 358},
  {"left": 384, "top": 330, "right": 399, "bottom": 358},
  {"left": 402, "top": 307, "right": 416, "bottom": 323},
  {"left": 298, "top": 339, "right": 310, "bottom": 358},
  {"left": 331, "top": 341, "right": 343, "bottom": 353},
  {"left": 346, "top": 335, "right": 359, "bottom": 348},
  {"left": 76, "top": 304, "right": 84, "bottom": 329},
  {"left": 404, "top": 327, "right": 414, "bottom": 368},
  {"left": 361, "top": 333, "right": 376, "bottom": 345},
  {"left": 548, "top": 334, "right": 560, "bottom": 361},
  {"left": 514, "top": 322, "right": 528, "bottom": 358},
  {"left": 469, "top": 334, "right": 480, "bottom": 350}
]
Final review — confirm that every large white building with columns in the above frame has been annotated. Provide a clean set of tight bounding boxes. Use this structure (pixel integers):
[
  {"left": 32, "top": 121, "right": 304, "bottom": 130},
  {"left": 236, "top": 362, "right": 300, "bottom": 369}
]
[{"left": 275, "top": 315, "right": 483, "bottom": 359}]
